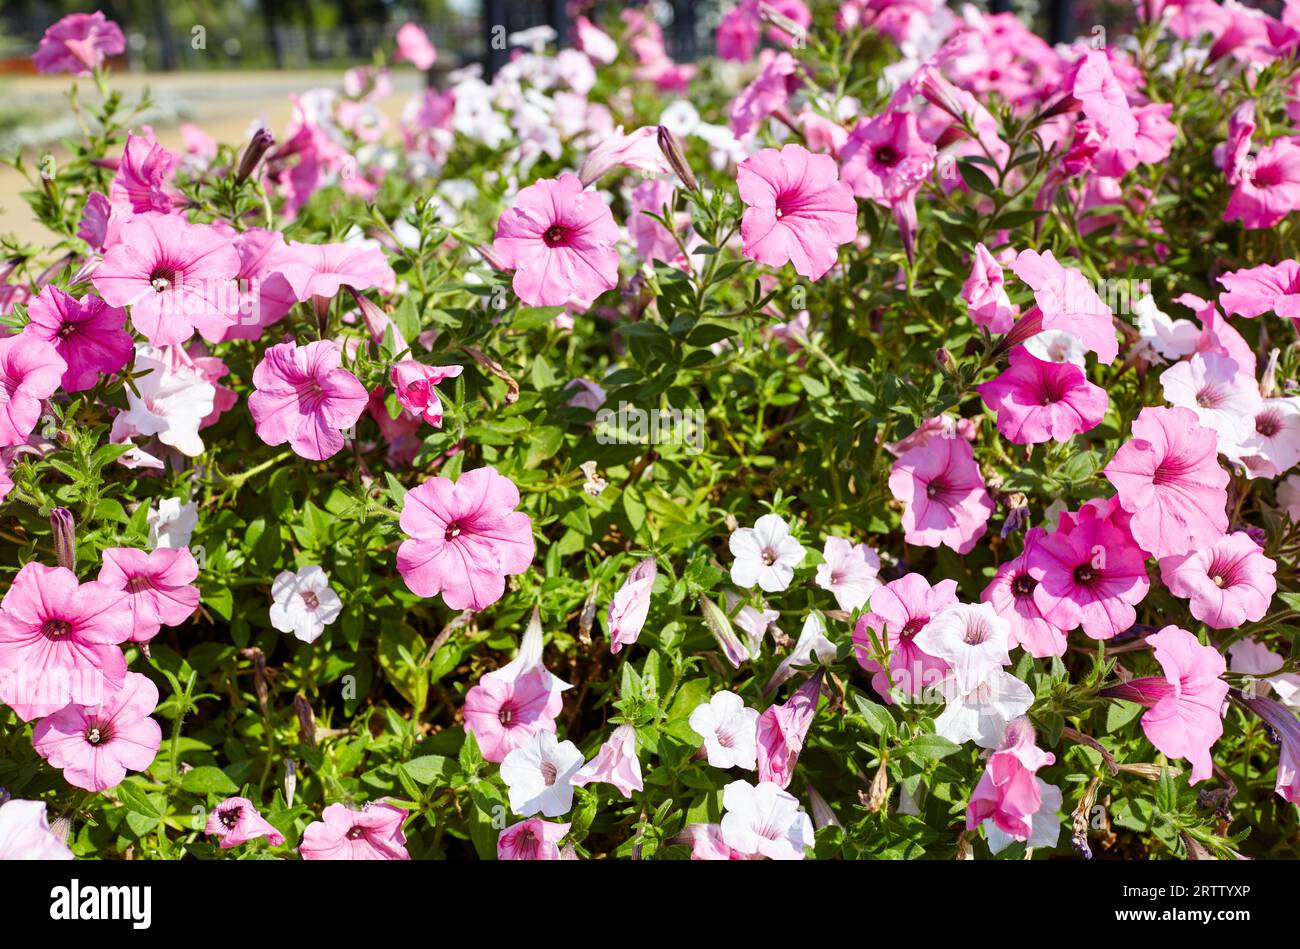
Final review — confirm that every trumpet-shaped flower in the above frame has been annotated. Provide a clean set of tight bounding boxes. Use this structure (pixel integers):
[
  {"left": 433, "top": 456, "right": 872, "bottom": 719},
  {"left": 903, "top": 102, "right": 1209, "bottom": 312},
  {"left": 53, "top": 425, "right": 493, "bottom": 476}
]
[
  {"left": 248, "top": 340, "right": 368, "bottom": 461},
  {"left": 1160, "top": 531, "right": 1276, "bottom": 629},
  {"left": 888, "top": 433, "right": 993, "bottom": 554}
]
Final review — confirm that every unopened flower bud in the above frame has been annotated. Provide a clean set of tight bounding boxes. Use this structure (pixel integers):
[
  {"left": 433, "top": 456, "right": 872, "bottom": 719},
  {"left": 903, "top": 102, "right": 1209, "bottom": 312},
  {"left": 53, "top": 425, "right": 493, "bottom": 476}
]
[
  {"left": 50, "top": 508, "right": 75, "bottom": 571},
  {"left": 699, "top": 594, "right": 749, "bottom": 668},
  {"left": 236, "top": 127, "right": 275, "bottom": 184},
  {"left": 657, "top": 125, "right": 699, "bottom": 193},
  {"left": 1040, "top": 95, "right": 1081, "bottom": 121},
  {"left": 935, "top": 347, "right": 956, "bottom": 374}
]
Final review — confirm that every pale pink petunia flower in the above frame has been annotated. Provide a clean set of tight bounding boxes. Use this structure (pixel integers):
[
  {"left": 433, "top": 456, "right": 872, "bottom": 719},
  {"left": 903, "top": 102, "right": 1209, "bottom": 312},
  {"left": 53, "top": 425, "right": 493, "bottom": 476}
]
[
  {"left": 114, "top": 343, "right": 216, "bottom": 458},
  {"left": 22, "top": 286, "right": 131, "bottom": 393},
  {"left": 977, "top": 346, "right": 1108, "bottom": 445},
  {"left": 92, "top": 212, "right": 242, "bottom": 346},
  {"left": 1160, "top": 531, "right": 1276, "bottom": 629},
  {"left": 981, "top": 529, "right": 1068, "bottom": 659},
  {"left": 606, "top": 558, "right": 657, "bottom": 655},
  {"left": 269, "top": 565, "right": 342, "bottom": 644},
  {"left": 689, "top": 690, "right": 760, "bottom": 771},
  {"left": 729, "top": 513, "right": 806, "bottom": 593},
  {"left": 914, "top": 603, "right": 1013, "bottom": 693},
  {"left": 97, "top": 546, "right": 200, "bottom": 643},
  {"left": 578, "top": 126, "right": 671, "bottom": 185},
  {"left": 962, "top": 243, "right": 1017, "bottom": 333},
  {"left": 1222, "top": 397, "right": 1300, "bottom": 479},
  {"left": 1217, "top": 259, "right": 1300, "bottom": 320},
  {"left": 765, "top": 613, "right": 836, "bottom": 695},
  {"left": 109, "top": 133, "right": 181, "bottom": 215},
  {"left": 1104, "top": 626, "right": 1227, "bottom": 784},
  {"left": 205, "top": 796, "right": 285, "bottom": 849},
  {"left": 628, "top": 179, "right": 683, "bottom": 266},
  {"left": 1228, "top": 638, "right": 1300, "bottom": 710},
  {"left": 1132, "top": 295, "right": 1199, "bottom": 363},
  {"left": 756, "top": 672, "right": 821, "bottom": 789},
  {"left": 965, "top": 717, "right": 1055, "bottom": 842},
  {"left": 396, "top": 466, "right": 535, "bottom": 611},
  {"left": 854, "top": 573, "right": 956, "bottom": 702},
  {"left": 248, "top": 340, "right": 368, "bottom": 461},
  {"left": 575, "top": 16, "right": 618, "bottom": 64},
  {"left": 0, "top": 799, "right": 74, "bottom": 859},
  {"left": 888, "top": 433, "right": 994, "bottom": 554},
  {"left": 736, "top": 144, "right": 858, "bottom": 281},
  {"left": 720, "top": 779, "right": 814, "bottom": 860},
  {"left": 1223, "top": 136, "right": 1300, "bottom": 230},
  {"left": 563, "top": 377, "right": 605, "bottom": 413},
  {"left": 0, "top": 334, "right": 66, "bottom": 447},
  {"left": 814, "top": 536, "right": 880, "bottom": 612},
  {"left": 1103, "top": 406, "right": 1229, "bottom": 560},
  {"left": 1159, "top": 351, "right": 1261, "bottom": 447},
  {"left": 32, "top": 12, "right": 125, "bottom": 76},
  {"left": 1071, "top": 51, "right": 1139, "bottom": 165},
  {"left": 276, "top": 240, "right": 396, "bottom": 302},
  {"left": 1010, "top": 249, "right": 1117, "bottom": 364},
  {"left": 299, "top": 802, "right": 410, "bottom": 860},
  {"left": 463, "top": 667, "right": 562, "bottom": 764},
  {"left": 728, "top": 50, "right": 800, "bottom": 139},
  {"left": 1231, "top": 692, "right": 1300, "bottom": 805},
  {"left": 32, "top": 671, "right": 162, "bottom": 792},
  {"left": 497, "top": 818, "right": 570, "bottom": 860},
  {"left": 390, "top": 360, "right": 463, "bottom": 427},
  {"left": 492, "top": 174, "right": 619, "bottom": 309},
  {"left": 0, "top": 562, "right": 131, "bottom": 721},
  {"left": 571, "top": 724, "right": 643, "bottom": 797},
  {"left": 681, "top": 822, "right": 748, "bottom": 860},
  {"left": 1027, "top": 507, "right": 1149, "bottom": 641},
  {"left": 394, "top": 23, "right": 437, "bottom": 70}
]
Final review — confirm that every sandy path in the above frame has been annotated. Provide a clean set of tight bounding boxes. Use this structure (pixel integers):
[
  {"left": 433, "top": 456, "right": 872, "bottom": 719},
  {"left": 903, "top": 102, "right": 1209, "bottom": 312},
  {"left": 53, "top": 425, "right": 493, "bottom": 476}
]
[{"left": 0, "top": 70, "right": 422, "bottom": 245}]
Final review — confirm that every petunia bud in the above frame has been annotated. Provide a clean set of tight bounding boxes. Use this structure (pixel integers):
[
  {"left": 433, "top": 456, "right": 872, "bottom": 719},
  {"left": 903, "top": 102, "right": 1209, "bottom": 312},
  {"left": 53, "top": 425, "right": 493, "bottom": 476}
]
[
  {"left": 236, "top": 127, "right": 275, "bottom": 184},
  {"left": 50, "top": 507, "right": 75, "bottom": 570},
  {"left": 657, "top": 125, "right": 699, "bottom": 194},
  {"left": 699, "top": 594, "right": 749, "bottom": 668},
  {"left": 293, "top": 693, "right": 317, "bottom": 747},
  {"left": 284, "top": 759, "right": 298, "bottom": 809},
  {"left": 758, "top": 2, "right": 806, "bottom": 43},
  {"left": 1039, "top": 94, "right": 1081, "bottom": 121}
]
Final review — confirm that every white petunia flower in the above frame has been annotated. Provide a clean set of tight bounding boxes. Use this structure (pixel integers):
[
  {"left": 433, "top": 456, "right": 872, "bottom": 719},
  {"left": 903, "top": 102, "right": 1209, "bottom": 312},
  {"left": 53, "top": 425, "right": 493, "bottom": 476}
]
[
  {"left": 814, "top": 537, "right": 880, "bottom": 611},
  {"left": 720, "top": 779, "right": 814, "bottom": 860},
  {"left": 933, "top": 670, "right": 1034, "bottom": 749},
  {"left": 689, "top": 691, "right": 760, "bottom": 770},
  {"left": 270, "top": 565, "right": 343, "bottom": 643},
  {"left": 729, "top": 514, "right": 806, "bottom": 593},
  {"left": 500, "top": 730, "right": 584, "bottom": 818},
  {"left": 119, "top": 346, "right": 215, "bottom": 457},
  {"left": 148, "top": 497, "right": 198, "bottom": 549}
]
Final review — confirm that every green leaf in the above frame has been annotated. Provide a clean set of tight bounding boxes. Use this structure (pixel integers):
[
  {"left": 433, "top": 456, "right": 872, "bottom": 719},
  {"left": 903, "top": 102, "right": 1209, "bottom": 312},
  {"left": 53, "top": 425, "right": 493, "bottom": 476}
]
[{"left": 181, "top": 766, "right": 240, "bottom": 795}]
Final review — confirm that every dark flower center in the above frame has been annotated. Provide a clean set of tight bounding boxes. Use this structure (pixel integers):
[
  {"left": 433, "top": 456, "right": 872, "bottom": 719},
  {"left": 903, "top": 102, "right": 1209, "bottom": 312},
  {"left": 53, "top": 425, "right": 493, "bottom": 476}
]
[
  {"left": 498, "top": 704, "right": 514, "bottom": 727},
  {"left": 1256, "top": 411, "right": 1282, "bottom": 438},
  {"left": 85, "top": 721, "right": 112, "bottom": 745},
  {"left": 301, "top": 590, "right": 319, "bottom": 610},
  {"left": 149, "top": 265, "right": 178, "bottom": 293},
  {"left": 760, "top": 547, "right": 778, "bottom": 566},
  {"left": 220, "top": 806, "right": 243, "bottom": 829},
  {"left": 1073, "top": 564, "right": 1095, "bottom": 585},
  {"left": 874, "top": 145, "right": 899, "bottom": 166},
  {"left": 57, "top": 321, "right": 80, "bottom": 339},
  {"left": 444, "top": 521, "right": 463, "bottom": 541},
  {"left": 542, "top": 224, "right": 570, "bottom": 247},
  {"left": 540, "top": 759, "right": 558, "bottom": 786},
  {"left": 1011, "top": 573, "right": 1036, "bottom": 598},
  {"left": 127, "top": 575, "right": 152, "bottom": 594},
  {"left": 346, "top": 825, "right": 366, "bottom": 840},
  {"left": 41, "top": 618, "right": 72, "bottom": 640}
]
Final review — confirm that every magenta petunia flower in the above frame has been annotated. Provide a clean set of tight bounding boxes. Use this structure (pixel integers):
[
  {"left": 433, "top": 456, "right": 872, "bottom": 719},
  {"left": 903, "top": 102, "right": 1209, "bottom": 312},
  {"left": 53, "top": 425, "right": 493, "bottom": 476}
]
[
  {"left": 977, "top": 346, "right": 1107, "bottom": 445},
  {"left": 299, "top": 802, "right": 410, "bottom": 860},
  {"left": 205, "top": 796, "right": 285, "bottom": 849},
  {"left": 1103, "top": 406, "right": 1230, "bottom": 559},
  {"left": 1010, "top": 249, "right": 1118, "bottom": 364},
  {"left": 389, "top": 360, "right": 463, "bottom": 427},
  {"left": 1160, "top": 531, "right": 1276, "bottom": 629},
  {"left": 498, "top": 818, "right": 570, "bottom": 860},
  {"left": 0, "top": 562, "right": 131, "bottom": 721},
  {"left": 492, "top": 174, "right": 619, "bottom": 309},
  {"left": 396, "top": 466, "right": 535, "bottom": 611},
  {"left": 888, "top": 433, "right": 994, "bottom": 554},
  {"left": 97, "top": 547, "right": 200, "bottom": 643},
  {"left": 965, "top": 717, "right": 1055, "bottom": 842},
  {"left": 571, "top": 723, "right": 644, "bottom": 797},
  {"left": 32, "top": 12, "right": 125, "bottom": 76},
  {"left": 463, "top": 667, "right": 562, "bottom": 764},
  {"left": 1028, "top": 508, "right": 1149, "bottom": 640},
  {"left": 756, "top": 672, "right": 821, "bottom": 789},
  {"left": 109, "top": 132, "right": 180, "bottom": 215},
  {"left": 736, "top": 144, "right": 858, "bottom": 281},
  {"left": 92, "top": 212, "right": 242, "bottom": 346},
  {"left": 1223, "top": 136, "right": 1300, "bottom": 230},
  {"left": 854, "top": 573, "right": 956, "bottom": 702},
  {"left": 0, "top": 334, "right": 66, "bottom": 447},
  {"left": 1217, "top": 259, "right": 1300, "bottom": 319},
  {"left": 248, "top": 340, "right": 368, "bottom": 461},
  {"left": 1104, "top": 626, "right": 1227, "bottom": 784},
  {"left": 22, "top": 286, "right": 131, "bottom": 393},
  {"left": 31, "top": 671, "right": 162, "bottom": 792},
  {"left": 276, "top": 240, "right": 396, "bottom": 302},
  {"left": 982, "top": 529, "right": 1068, "bottom": 658},
  {"left": 840, "top": 110, "right": 936, "bottom": 206},
  {"left": 962, "top": 243, "right": 1017, "bottom": 333}
]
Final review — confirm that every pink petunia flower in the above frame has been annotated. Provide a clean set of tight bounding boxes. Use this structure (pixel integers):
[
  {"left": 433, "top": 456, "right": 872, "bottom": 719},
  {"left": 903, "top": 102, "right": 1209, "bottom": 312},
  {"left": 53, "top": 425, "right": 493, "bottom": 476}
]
[
  {"left": 0, "top": 799, "right": 74, "bottom": 860},
  {"left": 717, "top": 1, "right": 761, "bottom": 61},
  {"left": 1160, "top": 531, "right": 1276, "bottom": 629},
  {"left": 1103, "top": 406, "right": 1229, "bottom": 559},
  {"left": 606, "top": 558, "right": 657, "bottom": 655},
  {"left": 276, "top": 241, "right": 396, "bottom": 302},
  {"left": 1223, "top": 136, "right": 1300, "bottom": 230},
  {"left": 497, "top": 818, "right": 570, "bottom": 860},
  {"left": 1010, "top": 249, "right": 1117, "bottom": 364},
  {"left": 205, "top": 796, "right": 285, "bottom": 849},
  {"left": 1159, "top": 351, "right": 1261, "bottom": 447},
  {"left": 854, "top": 573, "right": 956, "bottom": 702},
  {"left": 491, "top": 174, "right": 619, "bottom": 309},
  {"left": 463, "top": 667, "right": 562, "bottom": 764},
  {"left": 0, "top": 563, "right": 131, "bottom": 721},
  {"left": 1070, "top": 51, "right": 1139, "bottom": 165},
  {"left": 396, "top": 466, "right": 535, "bottom": 611},
  {"left": 977, "top": 346, "right": 1108, "bottom": 445},
  {"left": 97, "top": 547, "right": 200, "bottom": 643},
  {"left": 982, "top": 529, "right": 1068, "bottom": 658},
  {"left": 1028, "top": 507, "right": 1149, "bottom": 640},
  {"left": 962, "top": 243, "right": 1017, "bottom": 333},
  {"left": 965, "top": 717, "right": 1055, "bottom": 842},
  {"left": 109, "top": 133, "right": 181, "bottom": 215},
  {"left": 92, "top": 212, "right": 242, "bottom": 346},
  {"left": 1103, "top": 626, "right": 1227, "bottom": 784},
  {"left": 32, "top": 12, "right": 125, "bottom": 76},
  {"left": 217, "top": 227, "right": 299, "bottom": 340},
  {"left": 681, "top": 822, "right": 748, "bottom": 860},
  {"left": 22, "top": 287, "right": 131, "bottom": 393},
  {"left": 299, "top": 802, "right": 410, "bottom": 860},
  {"left": 813, "top": 536, "right": 880, "bottom": 612},
  {"left": 571, "top": 723, "right": 644, "bottom": 797},
  {"left": 31, "top": 671, "right": 162, "bottom": 792},
  {"left": 736, "top": 144, "right": 858, "bottom": 281},
  {"left": 248, "top": 340, "right": 368, "bottom": 461},
  {"left": 728, "top": 50, "right": 800, "bottom": 139},
  {"left": 575, "top": 16, "right": 618, "bottom": 64},
  {"left": 888, "top": 433, "right": 994, "bottom": 554},
  {"left": 1217, "top": 259, "right": 1300, "bottom": 320},
  {"left": 389, "top": 360, "right": 463, "bottom": 428},
  {"left": 578, "top": 126, "right": 671, "bottom": 185},
  {"left": 394, "top": 23, "right": 437, "bottom": 70},
  {"left": 628, "top": 179, "right": 684, "bottom": 266},
  {"left": 0, "top": 334, "right": 66, "bottom": 447},
  {"left": 756, "top": 672, "right": 821, "bottom": 789}
]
